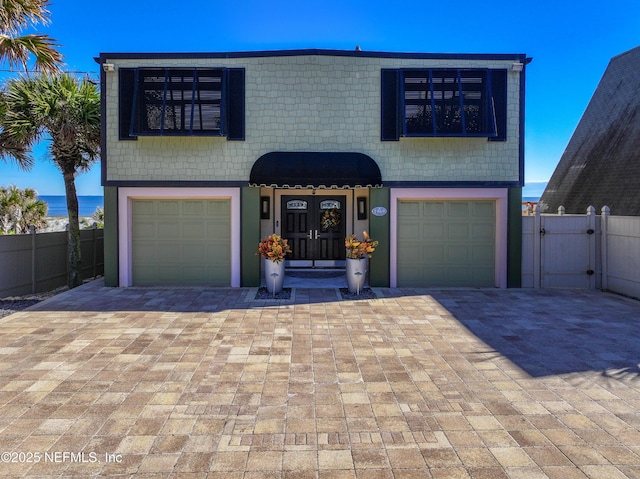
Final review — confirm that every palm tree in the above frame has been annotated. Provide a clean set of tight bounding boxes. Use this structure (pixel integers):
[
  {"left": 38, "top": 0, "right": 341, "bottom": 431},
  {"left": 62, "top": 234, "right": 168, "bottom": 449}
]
[
  {"left": 0, "top": 184, "right": 48, "bottom": 233},
  {"left": 0, "top": 0, "right": 62, "bottom": 73},
  {"left": 0, "top": 73, "right": 100, "bottom": 287}
]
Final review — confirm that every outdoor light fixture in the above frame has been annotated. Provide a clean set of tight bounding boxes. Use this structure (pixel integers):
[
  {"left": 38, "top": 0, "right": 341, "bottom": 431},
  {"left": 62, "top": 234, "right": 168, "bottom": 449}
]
[
  {"left": 357, "top": 197, "right": 367, "bottom": 220},
  {"left": 511, "top": 62, "right": 524, "bottom": 72},
  {"left": 102, "top": 63, "right": 115, "bottom": 72},
  {"left": 260, "top": 196, "right": 270, "bottom": 219}
]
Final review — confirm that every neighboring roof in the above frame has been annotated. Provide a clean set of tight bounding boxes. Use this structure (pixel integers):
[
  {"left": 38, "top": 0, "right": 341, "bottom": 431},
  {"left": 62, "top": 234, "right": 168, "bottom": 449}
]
[
  {"left": 250, "top": 152, "right": 382, "bottom": 188},
  {"left": 539, "top": 46, "right": 640, "bottom": 215}
]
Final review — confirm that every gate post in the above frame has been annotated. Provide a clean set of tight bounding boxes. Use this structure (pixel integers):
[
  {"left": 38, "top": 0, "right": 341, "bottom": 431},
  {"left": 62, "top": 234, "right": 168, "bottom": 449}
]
[
  {"left": 533, "top": 204, "right": 541, "bottom": 288},
  {"left": 92, "top": 223, "right": 98, "bottom": 279},
  {"left": 587, "top": 206, "right": 596, "bottom": 289},
  {"left": 30, "top": 225, "right": 36, "bottom": 294},
  {"left": 600, "top": 206, "right": 610, "bottom": 291}
]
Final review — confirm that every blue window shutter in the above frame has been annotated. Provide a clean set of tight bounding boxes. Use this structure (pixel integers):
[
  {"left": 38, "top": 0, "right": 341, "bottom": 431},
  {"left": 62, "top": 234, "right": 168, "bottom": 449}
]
[
  {"left": 381, "top": 69, "right": 401, "bottom": 141},
  {"left": 489, "top": 69, "right": 507, "bottom": 142},
  {"left": 118, "top": 69, "right": 136, "bottom": 140},
  {"left": 160, "top": 69, "right": 168, "bottom": 134},
  {"left": 457, "top": 70, "right": 467, "bottom": 135},
  {"left": 226, "top": 68, "right": 245, "bottom": 141}
]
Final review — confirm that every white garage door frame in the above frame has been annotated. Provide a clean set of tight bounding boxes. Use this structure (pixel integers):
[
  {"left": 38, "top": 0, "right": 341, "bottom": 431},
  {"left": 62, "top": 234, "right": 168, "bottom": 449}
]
[
  {"left": 118, "top": 187, "right": 241, "bottom": 287},
  {"left": 390, "top": 188, "right": 509, "bottom": 288}
]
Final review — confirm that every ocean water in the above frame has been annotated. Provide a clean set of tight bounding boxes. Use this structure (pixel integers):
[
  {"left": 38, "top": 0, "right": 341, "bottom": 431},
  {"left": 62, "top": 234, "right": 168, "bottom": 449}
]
[{"left": 40, "top": 195, "right": 104, "bottom": 217}]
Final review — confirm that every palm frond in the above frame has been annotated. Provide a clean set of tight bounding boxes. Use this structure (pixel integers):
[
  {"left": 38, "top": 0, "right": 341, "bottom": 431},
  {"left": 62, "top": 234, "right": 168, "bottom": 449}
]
[
  {"left": 0, "top": 0, "right": 53, "bottom": 34},
  {"left": 1, "top": 72, "right": 101, "bottom": 173},
  {"left": 0, "top": 132, "right": 34, "bottom": 169},
  {"left": 0, "top": 34, "right": 62, "bottom": 73}
]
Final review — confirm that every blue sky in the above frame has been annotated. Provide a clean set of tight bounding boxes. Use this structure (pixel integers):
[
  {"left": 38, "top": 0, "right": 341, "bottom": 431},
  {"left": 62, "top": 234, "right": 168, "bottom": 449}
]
[{"left": 1, "top": 0, "right": 639, "bottom": 196}]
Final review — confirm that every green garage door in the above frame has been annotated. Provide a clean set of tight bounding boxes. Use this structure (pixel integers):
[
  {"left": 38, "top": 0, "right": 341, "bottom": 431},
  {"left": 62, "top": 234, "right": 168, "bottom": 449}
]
[
  {"left": 397, "top": 200, "right": 495, "bottom": 287},
  {"left": 132, "top": 199, "right": 231, "bottom": 286}
]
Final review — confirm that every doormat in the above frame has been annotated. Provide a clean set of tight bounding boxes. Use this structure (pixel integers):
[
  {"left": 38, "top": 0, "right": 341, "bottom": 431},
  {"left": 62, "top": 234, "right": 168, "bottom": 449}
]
[
  {"left": 287, "top": 270, "right": 345, "bottom": 279},
  {"left": 339, "top": 288, "right": 377, "bottom": 300},
  {"left": 254, "top": 287, "right": 292, "bottom": 300}
]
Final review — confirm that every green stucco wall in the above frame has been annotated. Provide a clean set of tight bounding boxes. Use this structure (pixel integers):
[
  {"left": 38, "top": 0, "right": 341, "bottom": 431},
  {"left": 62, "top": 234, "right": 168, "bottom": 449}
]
[
  {"left": 368, "top": 188, "right": 390, "bottom": 287},
  {"left": 241, "top": 187, "right": 261, "bottom": 286},
  {"left": 507, "top": 187, "right": 522, "bottom": 288},
  {"left": 103, "top": 186, "right": 118, "bottom": 287}
]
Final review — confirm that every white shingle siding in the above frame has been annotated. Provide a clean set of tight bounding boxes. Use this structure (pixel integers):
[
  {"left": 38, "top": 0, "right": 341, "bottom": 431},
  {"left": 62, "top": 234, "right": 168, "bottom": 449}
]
[{"left": 104, "top": 55, "right": 521, "bottom": 183}]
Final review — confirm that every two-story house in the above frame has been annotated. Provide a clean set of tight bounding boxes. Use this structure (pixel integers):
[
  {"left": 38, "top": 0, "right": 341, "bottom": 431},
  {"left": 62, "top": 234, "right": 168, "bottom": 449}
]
[{"left": 98, "top": 49, "right": 529, "bottom": 289}]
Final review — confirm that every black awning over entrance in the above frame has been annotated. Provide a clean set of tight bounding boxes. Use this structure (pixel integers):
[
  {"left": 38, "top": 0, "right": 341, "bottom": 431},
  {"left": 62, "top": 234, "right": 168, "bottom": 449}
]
[{"left": 250, "top": 152, "right": 382, "bottom": 188}]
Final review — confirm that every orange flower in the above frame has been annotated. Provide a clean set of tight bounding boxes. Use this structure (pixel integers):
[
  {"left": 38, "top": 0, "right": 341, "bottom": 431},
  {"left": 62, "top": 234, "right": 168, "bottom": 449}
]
[
  {"left": 345, "top": 231, "right": 379, "bottom": 259},
  {"left": 257, "top": 234, "right": 292, "bottom": 263}
]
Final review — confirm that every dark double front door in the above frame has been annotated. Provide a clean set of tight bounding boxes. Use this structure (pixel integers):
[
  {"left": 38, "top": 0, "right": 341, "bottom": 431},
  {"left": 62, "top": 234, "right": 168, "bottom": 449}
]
[{"left": 282, "top": 195, "right": 346, "bottom": 267}]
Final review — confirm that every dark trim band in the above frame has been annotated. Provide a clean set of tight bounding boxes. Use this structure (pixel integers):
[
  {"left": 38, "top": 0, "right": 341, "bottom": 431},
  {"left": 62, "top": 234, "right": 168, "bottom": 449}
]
[
  {"left": 97, "top": 49, "right": 527, "bottom": 63},
  {"left": 103, "top": 180, "right": 248, "bottom": 188},
  {"left": 382, "top": 181, "right": 522, "bottom": 188}
]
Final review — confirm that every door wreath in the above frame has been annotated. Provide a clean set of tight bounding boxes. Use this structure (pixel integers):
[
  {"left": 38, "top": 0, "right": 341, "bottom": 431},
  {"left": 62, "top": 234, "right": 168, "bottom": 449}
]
[{"left": 321, "top": 207, "right": 340, "bottom": 230}]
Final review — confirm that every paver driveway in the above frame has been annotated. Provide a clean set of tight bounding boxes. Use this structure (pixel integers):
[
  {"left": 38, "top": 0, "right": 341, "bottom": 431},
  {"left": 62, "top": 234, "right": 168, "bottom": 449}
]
[{"left": 0, "top": 280, "right": 639, "bottom": 478}]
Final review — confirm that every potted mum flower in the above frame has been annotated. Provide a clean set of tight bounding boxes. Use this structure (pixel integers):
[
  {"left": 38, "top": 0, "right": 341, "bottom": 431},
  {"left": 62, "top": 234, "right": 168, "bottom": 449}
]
[
  {"left": 257, "top": 234, "right": 292, "bottom": 293},
  {"left": 344, "top": 231, "right": 379, "bottom": 294}
]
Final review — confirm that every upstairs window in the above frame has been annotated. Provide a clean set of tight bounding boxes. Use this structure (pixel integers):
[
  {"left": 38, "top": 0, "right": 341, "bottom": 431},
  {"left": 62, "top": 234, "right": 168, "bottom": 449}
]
[
  {"left": 382, "top": 68, "right": 507, "bottom": 141},
  {"left": 119, "top": 67, "right": 245, "bottom": 140},
  {"left": 133, "top": 68, "right": 222, "bottom": 135},
  {"left": 404, "top": 69, "right": 495, "bottom": 136}
]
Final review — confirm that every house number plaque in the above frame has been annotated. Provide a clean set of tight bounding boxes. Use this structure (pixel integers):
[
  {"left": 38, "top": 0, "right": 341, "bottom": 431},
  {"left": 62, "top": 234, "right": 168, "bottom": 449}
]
[
  {"left": 319, "top": 200, "right": 340, "bottom": 209},
  {"left": 371, "top": 206, "right": 387, "bottom": 217},
  {"left": 286, "top": 200, "right": 307, "bottom": 210}
]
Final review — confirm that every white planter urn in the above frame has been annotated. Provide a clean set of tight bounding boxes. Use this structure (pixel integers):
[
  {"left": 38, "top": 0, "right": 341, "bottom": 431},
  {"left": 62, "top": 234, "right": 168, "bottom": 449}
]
[
  {"left": 264, "top": 259, "right": 285, "bottom": 293},
  {"left": 346, "top": 258, "right": 368, "bottom": 294}
]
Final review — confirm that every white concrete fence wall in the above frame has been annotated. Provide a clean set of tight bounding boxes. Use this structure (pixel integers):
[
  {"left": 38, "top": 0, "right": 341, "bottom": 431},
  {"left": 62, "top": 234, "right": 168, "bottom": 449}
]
[{"left": 523, "top": 205, "right": 640, "bottom": 298}]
